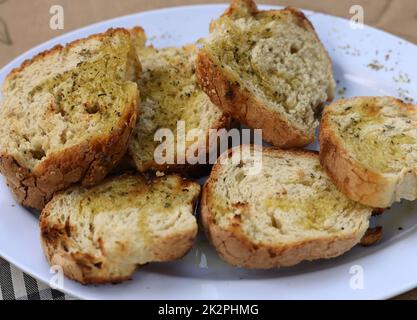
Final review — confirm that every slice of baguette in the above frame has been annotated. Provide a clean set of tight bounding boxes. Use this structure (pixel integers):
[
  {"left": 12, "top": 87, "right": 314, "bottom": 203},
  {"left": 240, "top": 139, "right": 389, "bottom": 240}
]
[
  {"left": 0, "top": 28, "right": 140, "bottom": 210},
  {"left": 196, "top": 0, "right": 335, "bottom": 148},
  {"left": 128, "top": 27, "right": 229, "bottom": 174},
  {"left": 40, "top": 174, "right": 200, "bottom": 284},
  {"left": 319, "top": 96, "right": 417, "bottom": 208},
  {"left": 201, "top": 145, "right": 371, "bottom": 269}
]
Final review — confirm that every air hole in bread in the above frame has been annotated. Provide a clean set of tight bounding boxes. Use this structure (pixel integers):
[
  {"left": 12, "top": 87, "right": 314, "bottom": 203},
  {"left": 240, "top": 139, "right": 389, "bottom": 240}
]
[
  {"left": 53, "top": 95, "right": 67, "bottom": 117},
  {"left": 58, "top": 108, "right": 66, "bottom": 117},
  {"left": 196, "top": 2, "right": 335, "bottom": 148},
  {"left": 85, "top": 102, "right": 100, "bottom": 114},
  {"left": 314, "top": 104, "right": 324, "bottom": 120},
  {"left": 30, "top": 148, "right": 46, "bottom": 160},
  {"left": 290, "top": 44, "right": 300, "bottom": 54},
  {"left": 65, "top": 219, "right": 71, "bottom": 237},
  {"left": 61, "top": 241, "right": 69, "bottom": 252},
  {"left": 60, "top": 130, "right": 67, "bottom": 144},
  {"left": 271, "top": 216, "right": 281, "bottom": 229}
]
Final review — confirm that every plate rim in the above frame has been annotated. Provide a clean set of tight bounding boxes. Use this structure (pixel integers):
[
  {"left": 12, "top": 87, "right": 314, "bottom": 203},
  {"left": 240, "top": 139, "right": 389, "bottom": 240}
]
[
  {"left": 2, "top": 3, "right": 417, "bottom": 73},
  {"left": 1, "top": 3, "right": 417, "bottom": 300}
]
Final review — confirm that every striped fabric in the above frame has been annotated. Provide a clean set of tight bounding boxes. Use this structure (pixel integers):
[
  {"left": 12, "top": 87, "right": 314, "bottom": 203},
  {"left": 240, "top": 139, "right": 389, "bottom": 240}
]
[{"left": 0, "top": 257, "right": 75, "bottom": 300}]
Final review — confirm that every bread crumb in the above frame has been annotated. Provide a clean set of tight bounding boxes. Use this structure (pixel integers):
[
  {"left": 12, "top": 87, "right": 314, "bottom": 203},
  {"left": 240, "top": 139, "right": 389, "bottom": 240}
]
[
  {"left": 393, "top": 72, "right": 411, "bottom": 84},
  {"left": 360, "top": 227, "right": 383, "bottom": 247},
  {"left": 367, "top": 60, "right": 384, "bottom": 71},
  {"left": 156, "top": 171, "right": 165, "bottom": 177}
]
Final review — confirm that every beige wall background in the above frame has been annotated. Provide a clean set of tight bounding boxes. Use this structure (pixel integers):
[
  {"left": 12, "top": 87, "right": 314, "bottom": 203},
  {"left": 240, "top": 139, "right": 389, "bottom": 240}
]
[
  {"left": 0, "top": 0, "right": 416, "bottom": 300},
  {"left": 1, "top": 0, "right": 417, "bottom": 67}
]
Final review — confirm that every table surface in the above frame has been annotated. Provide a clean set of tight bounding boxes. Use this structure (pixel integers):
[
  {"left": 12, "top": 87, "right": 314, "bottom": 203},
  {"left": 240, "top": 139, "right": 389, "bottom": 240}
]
[{"left": 0, "top": 0, "right": 416, "bottom": 300}]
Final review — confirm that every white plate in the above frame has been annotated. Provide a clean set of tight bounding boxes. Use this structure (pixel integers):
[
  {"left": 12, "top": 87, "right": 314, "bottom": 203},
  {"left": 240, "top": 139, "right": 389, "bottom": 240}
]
[{"left": 1, "top": 4, "right": 417, "bottom": 300}]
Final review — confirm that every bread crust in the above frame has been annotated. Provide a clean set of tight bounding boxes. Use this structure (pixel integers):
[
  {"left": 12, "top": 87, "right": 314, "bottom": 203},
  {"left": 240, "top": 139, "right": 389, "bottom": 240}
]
[
  {"left": 0, "top": 104, "right": 137, "bottom": 210},
  {"left": 201, "top": 146, "right": 369, "bottom": 269},
  {"left": 128, "top": 30, "right": 231, "bottom": 177},
  {"left": 40, "top": 216, "right": 197, "bottom": 285},
  {"left": 129, "top": 112, "right": 231, "bottom": 178},
  {"left": 0, "top": 29, "right": 140, "bottom": 210},
  {"left": 40, "top": 174, "right": 199, "bottom": 284},
  {"left": 5, "top": 28, "right": 136, "bottom": 84},
  {"left": 196, "top": 1, "right": 334, "bottom": 148},
  {"left": 360, "top": 226, "right": 383, "bottom": 247},
  {"left": 196, "top": 52, "right": 313, "bottom": 148},
  {"left": 0, "top": 28, "right": 140, "bottom": 210},
  {"left": 319, "top": 97, "right": 417, "bottom": 208}
]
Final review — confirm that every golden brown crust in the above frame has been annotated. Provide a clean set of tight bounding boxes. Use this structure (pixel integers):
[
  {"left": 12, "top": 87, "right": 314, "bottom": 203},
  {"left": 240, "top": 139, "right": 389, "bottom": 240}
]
[
  {"left": 128, "top": 31, "right": 231, "bottom": 177},
  {"left": 5, "top": 28, "right": 133, "bottom": 83},
  {"left": 0, "top": 101, "right": 137, "bottom": 210},
  {"left": 197, "top": 2, "right": 334, "bottom": 148},
  {"left": 318, "top": 97, "right": 414, "bottom": 208},
  {"left": 40, "top": 174, "right": 200, "bottom": 285},
  {"left": 40, "top": 227, "right": 135, "bottom": 285},
  {"left": 223, "top": 0, "right": 258, "bottom": 17},
  {"left": 129, "top": 112, "right": 231, "bottom": 178},
  {"left": 40, "top": 215, "right": 197, "bottom": 285},
  {"left": 200, "top": 146, "right": 365, "bottom": 269},
  {"left": 372, "top": 208, "right": 385, "bottom": 216},
  {"left": 319, "top": 119, "right": 388, "bottom": 208},
  {"left": 196, "top": 52, "right": 313, "bottom": 148},
  {"left": 0, "top": 28, "right": 139, "bottom": 210},
  {"left": 360, "top": 226, "right": 383, "bottom": 247}
]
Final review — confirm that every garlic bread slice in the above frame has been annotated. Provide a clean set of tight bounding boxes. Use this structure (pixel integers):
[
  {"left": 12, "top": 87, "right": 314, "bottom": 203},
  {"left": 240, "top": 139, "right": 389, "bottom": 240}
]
[
  {"left": 40, "top": 174, "right": 200, "bottom": 284},
  {"left": 0, "top": 28, "right": 140, "bottom": 209},
  {"left": 128, "top": 27, "right": 228, "bottom": 174},
  {"left": 196, "top": 0, "right": 335, "bottom": 148},
  {"left": 320, "top": 96, "right": 417, "bottom": 208},
  {"left": 201, "top": 145, "right": 371, "bottom": 269}
]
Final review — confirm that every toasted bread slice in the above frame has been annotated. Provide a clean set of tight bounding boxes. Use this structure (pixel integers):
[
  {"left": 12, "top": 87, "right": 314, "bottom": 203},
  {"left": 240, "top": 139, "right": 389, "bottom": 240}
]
[
  {"left": 40, "top": 174, "right": 200, "bottom": 284},
  {"left": 201, "top": 145, "right": 371, "bottom": 269},
  {"left": 196, "top": 0, "right": 335, "bottom": 148},
  {"left": 319, "top": 96, "right": 417, "bottom": 208},
  {"left": 128, "top": 27, "right": 229, "bottom": 174},
  {"left": 0, "top": 28, "right": 140, "bottom": 210}
]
